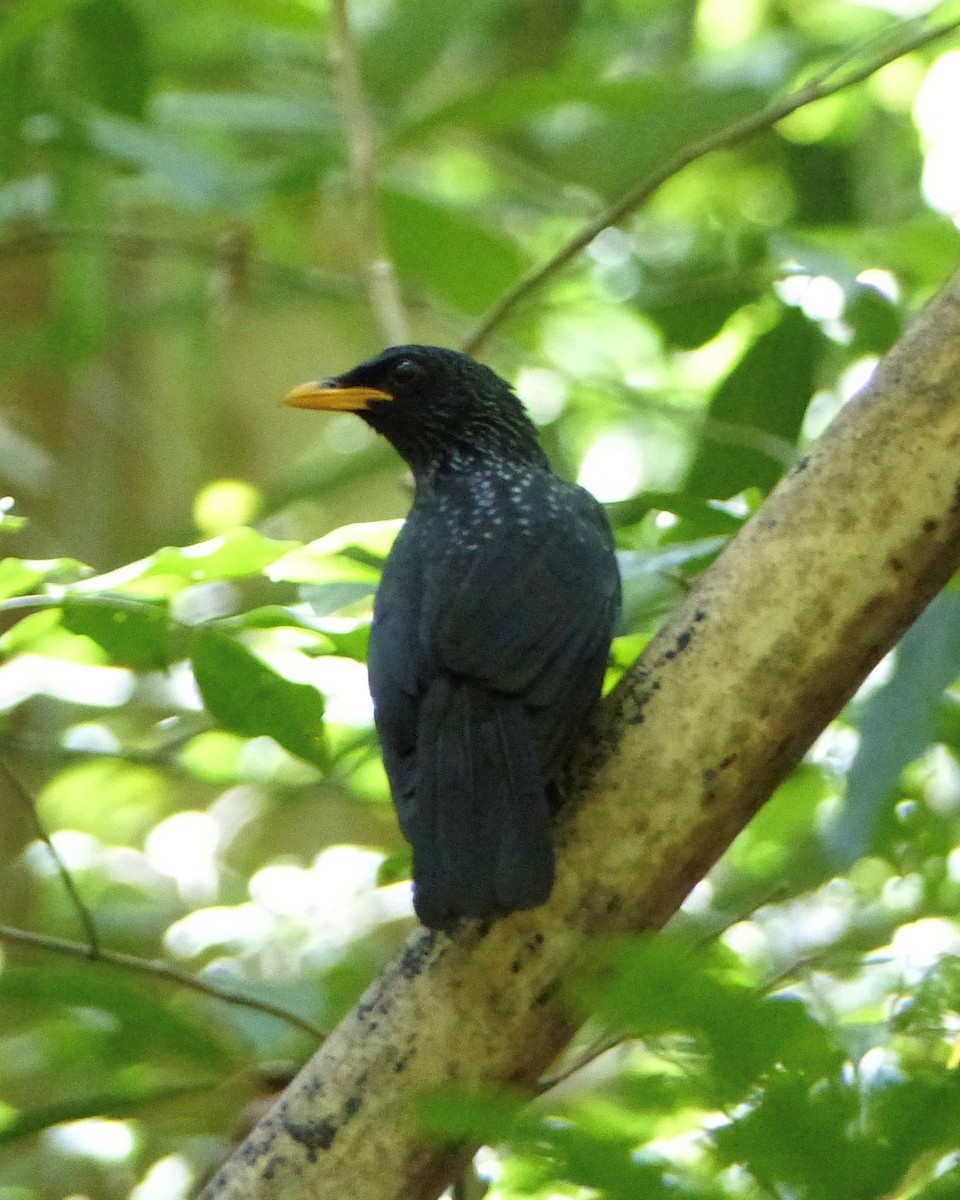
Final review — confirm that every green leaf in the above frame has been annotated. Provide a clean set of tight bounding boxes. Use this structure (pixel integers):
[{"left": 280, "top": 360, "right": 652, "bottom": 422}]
[
  {"left": 829, "top": 590, "right": 960, "bottom": 864},
  {"left": 0, "top": 557, "right": 92, "bottom": 600},
  {"left": 83, "top": 110, "right": 241, "bottom": 209},
  {"left": 74, "top": 528, "right": 298, "bottom": 595},
  {"left": 0, "top": 964, "right": 235, "bottom": 1069},
  {"left": 190, "top": 628, "right": 327, "bottom": 768},
  {"left": 268, "top": 521, "right": 400, "bottom": 584},
  {"left": 714, "top": 1072, "right": 862, "bottom": 1200},
  {"left": 0, "top": 1079, "right": 215, "bottom": 1146},
  {"left": 61, "top": 596, "right": 176, "bottom": 670},
  {"left": 69, "top": 0, "right": 150, "bottom": 117},
  {"left": 617, "top": 537, "right": 728, "bottom": 629},
  {"left": 575, "top": 937, "right": 841, "bottom": 1101},
  {"left": 846, "top": 282, "right": 901, "bottom": 355},
  {"left": 416, "top": 1084, "right": 526, "bottom": 1144},
  {"left": 383, "top": 189, "right": 526, "bottom": 316},
  {"left": 685, "top": 305, "right": 825, "bottom": 498}
]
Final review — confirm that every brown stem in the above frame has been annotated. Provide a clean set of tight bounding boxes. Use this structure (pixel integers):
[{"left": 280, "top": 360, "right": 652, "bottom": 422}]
[
  {"left": 462, "top": 13, "right": 960, "bottom": 355},
  {"left": 0, "top": 922, "right": 326, "bottom": 1041},
  {"left": 329, "top": 0, "right": 409, "bottom": 345}
]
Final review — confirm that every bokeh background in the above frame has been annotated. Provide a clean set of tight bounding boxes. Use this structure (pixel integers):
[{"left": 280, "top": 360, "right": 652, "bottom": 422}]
[{"left": 3, "top": 0, "right": 960, "bottom": 1197}]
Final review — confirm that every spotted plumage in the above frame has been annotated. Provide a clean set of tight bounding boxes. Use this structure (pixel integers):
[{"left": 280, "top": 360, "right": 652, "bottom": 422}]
[{"left": 285, "top": 345, "right": 621, "bottom": 930}]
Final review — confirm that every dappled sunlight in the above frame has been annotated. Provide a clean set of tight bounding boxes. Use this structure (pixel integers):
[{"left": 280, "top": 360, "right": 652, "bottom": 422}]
[
  {"left": 915, "top": 50, "right": 960, "bottom": 221},
  {"left": 164, "top": 903, "right": 276, "bottom": 959},
  {"left": 145, "top": 811, "right": 220, "bottom": 903},
  {"left": 0, "top": 656, "right": 133, "bottom": 710},
  {"left": 0, "top": 0, "right": 958, "bottom": 1195},
  {"left": 46, "top": 1119, "right": 136, "bottom": 1162},
  {"left": 577, "top": 431, "right": 646, "bottom": 502},
  {"left": 131, "top": 1154, "right": 195, "bottom": 1200}
]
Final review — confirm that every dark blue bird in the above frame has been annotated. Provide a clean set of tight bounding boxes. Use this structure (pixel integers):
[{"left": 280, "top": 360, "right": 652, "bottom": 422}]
[{"left": 286, "top": 346, "right": 621, "bottom": 930}]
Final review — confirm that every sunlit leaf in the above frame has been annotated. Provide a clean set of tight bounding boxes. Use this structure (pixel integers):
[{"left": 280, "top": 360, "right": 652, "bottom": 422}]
[
  {"left": 685, "top": 305, "right": 825, "bottom": 498},
  {"left": 61, "top": 596, "right": 176, "bottom": 670},
  {"left": 190, "top": 628, "right": 327, "bottom": 768},
  {"left": 73, "top": 529, "right": 298, "bottom": 595},
  {"left": 383, "top": 188, "right": 526, "bottom": 315}
]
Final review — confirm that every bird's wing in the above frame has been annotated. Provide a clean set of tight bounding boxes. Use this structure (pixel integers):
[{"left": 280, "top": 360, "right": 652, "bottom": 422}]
[
  {"left": 431, "top": 485, "right": 620, "bottom": 770},
  {"left": 366, "top": 520, "right": 428, "bottom": 840}
]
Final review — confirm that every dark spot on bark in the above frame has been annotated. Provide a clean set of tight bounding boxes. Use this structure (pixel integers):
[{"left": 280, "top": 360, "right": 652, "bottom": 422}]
[
  {"left": 695, "top": 609, "right": 707, "bottom": 622},
  {"left": 398, "top": 932, "right": 438, "bottom": 979},
  {"left": 703, "top": 767, "right": 717, "bottom": 783},
  {"left": 237, "top": 1123, "right": 278, "bottom": 1167},
  {"left": 665, "top": 649, "right": 676, "bottom": 660},
  {"left": 795, "top": 456, "right": 810, "bottom": 472},
  {"left": 889, "top": 556, "right": 904, "bottom": 572},
  {"left": 511, "top": 957, "right": 522, "bottom": 973},
  {"left": 675, "top": 629, "right": 692, "bottom": 653},
  {"left": 534, "top": 979, "right": 560, "bottom": 1007},
  {"left": 264, "top": 1155, "right": 287, "bottom": 1181},
  {"left": 923, "top": 518, "right": 939, "bottom": 533},
  {"left": 703, "top": 789, "right": 718, "bottom": 806},
  {"left": 284, "top": 1118, "right": 338, "bottom": 1161},
  {"left": 720, "top": 754, "right": 737, "bottom": 770},
  {"left": 395, "top": 1053, "right": 409, "bottom": 1072},
  {"left": 343, "top": 1093, "right": 362, "bottom": 1121}
]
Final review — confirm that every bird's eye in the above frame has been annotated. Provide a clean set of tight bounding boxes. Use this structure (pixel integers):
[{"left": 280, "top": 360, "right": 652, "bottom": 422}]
[{"left": 393, "top": 358, "right": 424, "bottom": 384}]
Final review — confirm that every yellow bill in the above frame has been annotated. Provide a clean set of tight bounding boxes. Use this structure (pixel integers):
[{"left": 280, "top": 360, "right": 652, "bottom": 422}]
[{"left": 283, "top": 382, "right": 394, "bottom": 411}]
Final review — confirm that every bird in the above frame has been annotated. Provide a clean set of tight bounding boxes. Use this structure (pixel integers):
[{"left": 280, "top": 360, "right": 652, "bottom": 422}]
[{"left": 285, "top": 345, "right": 621, "bottom": 930}]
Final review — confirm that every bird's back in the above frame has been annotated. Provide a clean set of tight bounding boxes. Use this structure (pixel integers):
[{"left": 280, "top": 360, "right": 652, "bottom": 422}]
[{"left": 369, "top": 455, "right": 620, "bottom": 929}]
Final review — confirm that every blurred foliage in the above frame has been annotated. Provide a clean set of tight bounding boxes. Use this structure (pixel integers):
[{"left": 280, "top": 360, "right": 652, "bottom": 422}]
[{"left": 1, "top": 0, "right": 960, "bottom": 1196}]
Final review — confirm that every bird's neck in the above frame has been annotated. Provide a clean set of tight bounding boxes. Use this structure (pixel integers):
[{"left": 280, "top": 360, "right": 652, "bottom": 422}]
[
  {"left": 408, "top": 432, "right": 552, "bottom": 487},
  {"left": 390, "top": 417, "right": 550, "bottom": 487}
]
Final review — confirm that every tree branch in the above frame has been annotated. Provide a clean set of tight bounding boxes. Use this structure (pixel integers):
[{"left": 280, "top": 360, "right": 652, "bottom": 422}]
[
  {"left": 0, "top": 225, "right": 361, "bottom": 301},
  {"left": 201, "top": 269, "right": 960, "bottom": 1199},
  {"left": 462, "top": 12, "right": 960, "bottom": 355},
  {"left": 0, "top": 923, "right": 325, "bottom": 1042},
  {"left": 329, "top": 0, "right": 409, "bottom": 345}
]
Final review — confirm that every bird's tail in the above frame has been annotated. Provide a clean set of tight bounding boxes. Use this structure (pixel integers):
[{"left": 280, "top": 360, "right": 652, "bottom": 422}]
[{"left": 411, "top": 677, "right": 554, "bottom": 931}]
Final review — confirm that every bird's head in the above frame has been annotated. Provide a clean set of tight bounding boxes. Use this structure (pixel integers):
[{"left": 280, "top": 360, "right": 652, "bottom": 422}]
[{"left": 284, "top": 345, "right": 547, "bottom": 478}]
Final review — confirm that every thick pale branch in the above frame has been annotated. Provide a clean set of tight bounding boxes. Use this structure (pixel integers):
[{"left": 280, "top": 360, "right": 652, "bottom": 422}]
[{"left": 202, "top": 271, "right": 960, "bottom": 1199}]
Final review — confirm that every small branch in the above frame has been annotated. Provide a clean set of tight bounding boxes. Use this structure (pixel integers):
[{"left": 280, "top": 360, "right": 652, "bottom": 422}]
[
  {"left": 0, "top": 592, "right": 157, "bottom": 615},
  {"left": 0, "top": 758, "right": 101, "bottom": 954},
  {"left": 462, "top": 12, "right": 960, "bottom": 355},
  {"left": 535, "top": 1032, "right": 625, "bottom": 1095},
  {"left": 329, "top": 0, "right": 409, "bottom": 345},
  {"left": 0, "top": 226, "right": 362, "bottom": 302},
  {"left": 0, "top": 923, "right": 326, "bottom": 1041}
]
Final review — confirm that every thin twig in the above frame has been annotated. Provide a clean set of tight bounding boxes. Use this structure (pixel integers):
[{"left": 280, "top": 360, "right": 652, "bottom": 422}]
[
  {"left": 0, "top": 923, "right": 326, "bottom": 1041},
  {"left": 462, "top": 13, "right": 960, "bottom": 355},
  {"left": 0, "top": 226, "right": 361, "bottom": 301},
  {"left": 329, "top": 0, "right": 409, "bottom": 345},
  {"left": 535, "top": 1031, "right": 625, "bottom": 1095},
  {"left": 0, "top": 592, "right": 157, "bottom": 615},
  {"left": 0, "top": 758, "right": 101, "bottom": 954}
]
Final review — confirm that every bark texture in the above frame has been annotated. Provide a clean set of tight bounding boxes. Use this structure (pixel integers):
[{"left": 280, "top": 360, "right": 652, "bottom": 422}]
[{"left": 202, "top": 272, "right": 960, "bottom": 1200}]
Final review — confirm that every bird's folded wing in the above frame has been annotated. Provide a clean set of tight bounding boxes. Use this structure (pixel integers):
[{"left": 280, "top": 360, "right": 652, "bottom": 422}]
[{"left": 432, "top": 503, "right": 620, "bottom": 705}]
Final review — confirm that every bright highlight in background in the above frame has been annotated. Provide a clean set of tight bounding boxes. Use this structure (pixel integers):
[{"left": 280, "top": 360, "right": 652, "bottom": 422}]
[
  {"left": 193, "top": 478, "right": 261, "bottom": 535},
  {"left": 578, "top": 431, "right": 645, "bottom": 502},
  {"left": 914, "top": 51, "right": 960, "bottom": 220},
  {"left": 47, "top": 1119, "right": 135, "bottom": 1161}
]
